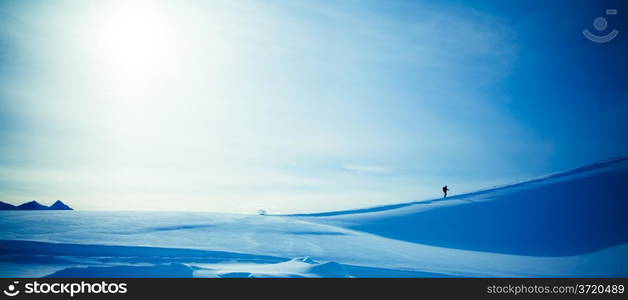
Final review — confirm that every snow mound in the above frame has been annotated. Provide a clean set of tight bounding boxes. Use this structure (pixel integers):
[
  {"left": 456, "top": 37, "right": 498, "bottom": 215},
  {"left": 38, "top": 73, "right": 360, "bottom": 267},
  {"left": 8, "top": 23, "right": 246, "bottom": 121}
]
[
  {"left": 199, "top": 257, "right": 351, "bottom": 278},
  {"left": 300, "top": 157, "right": 628, "bottom": 256},
  {"left": 46, "top": 263, "right": 194, "bottom": 278},
  {"left": 294, "top": 256, "right": 317, "bottom": 264},
  {"left": 0, "top": 157, "right": 626, "bottom": 277}
]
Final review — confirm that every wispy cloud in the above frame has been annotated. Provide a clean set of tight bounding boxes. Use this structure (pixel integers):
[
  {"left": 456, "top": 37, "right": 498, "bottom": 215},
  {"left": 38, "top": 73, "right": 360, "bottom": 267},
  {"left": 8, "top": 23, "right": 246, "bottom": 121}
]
[
  {"left": 0, "top": 0, "right": 550, "bottom": 213},
  {"left": 342, "top": 164, "right": 393, "bottom": 174}
]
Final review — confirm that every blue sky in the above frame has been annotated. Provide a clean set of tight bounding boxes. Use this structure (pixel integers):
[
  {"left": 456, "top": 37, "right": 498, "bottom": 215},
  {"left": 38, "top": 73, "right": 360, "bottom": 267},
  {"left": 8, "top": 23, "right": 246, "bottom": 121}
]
[{"left": 0, "top": 0, "right": 626, "bottom": 212}]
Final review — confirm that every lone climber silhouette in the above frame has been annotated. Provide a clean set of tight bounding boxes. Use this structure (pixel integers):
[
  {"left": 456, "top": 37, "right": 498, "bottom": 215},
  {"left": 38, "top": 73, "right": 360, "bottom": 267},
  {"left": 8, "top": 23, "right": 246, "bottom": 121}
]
[{"left": 442, "top": 185, "right": 450, "bottom": 198}]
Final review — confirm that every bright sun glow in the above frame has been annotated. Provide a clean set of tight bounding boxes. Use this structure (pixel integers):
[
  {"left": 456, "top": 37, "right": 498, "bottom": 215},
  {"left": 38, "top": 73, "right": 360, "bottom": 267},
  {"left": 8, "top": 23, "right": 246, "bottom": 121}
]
[
  {"left": 86, "top": 1, "right": 184, "bottom": 139},
  {"left": 94, "top": 1, "right": 180, "bottom": 97}
]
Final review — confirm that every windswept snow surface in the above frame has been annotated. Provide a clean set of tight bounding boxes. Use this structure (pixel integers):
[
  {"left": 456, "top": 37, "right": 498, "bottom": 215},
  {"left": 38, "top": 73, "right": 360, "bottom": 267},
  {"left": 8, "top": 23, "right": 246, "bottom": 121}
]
[{"left": 1, "top": 157, "right": 627, "bottom": 277}]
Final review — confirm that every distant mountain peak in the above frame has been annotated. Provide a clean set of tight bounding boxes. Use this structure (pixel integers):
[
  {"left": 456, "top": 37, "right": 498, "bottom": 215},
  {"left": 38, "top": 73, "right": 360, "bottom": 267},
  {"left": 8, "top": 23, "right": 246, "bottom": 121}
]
[
  {"left": 17, "top": 200, "right": 48, "bottom": 210},
  {"left": 50, "top": 200, "right": 73, "bottom": 210},
  {"left": 0, "top": 200, "right": 73, "bottom": 211},
  {"left": 0, "top": 201, "right": 16, "bottom": 210}
]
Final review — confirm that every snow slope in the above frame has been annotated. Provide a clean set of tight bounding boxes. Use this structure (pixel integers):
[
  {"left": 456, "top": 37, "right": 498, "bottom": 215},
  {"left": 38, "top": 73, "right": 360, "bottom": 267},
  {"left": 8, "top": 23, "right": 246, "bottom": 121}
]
[
  {"left": 294, "top": 157, "right": 628, "bottom": 256},
  {"left": 0, "top": 157, "right": 626, "bottom": 277}
]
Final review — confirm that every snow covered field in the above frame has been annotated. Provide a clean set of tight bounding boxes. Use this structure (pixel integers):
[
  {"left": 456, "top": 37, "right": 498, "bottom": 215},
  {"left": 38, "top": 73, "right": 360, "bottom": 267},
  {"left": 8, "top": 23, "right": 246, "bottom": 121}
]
[{"left": 1, "top": 157, "right": 627, "bottom": 278}]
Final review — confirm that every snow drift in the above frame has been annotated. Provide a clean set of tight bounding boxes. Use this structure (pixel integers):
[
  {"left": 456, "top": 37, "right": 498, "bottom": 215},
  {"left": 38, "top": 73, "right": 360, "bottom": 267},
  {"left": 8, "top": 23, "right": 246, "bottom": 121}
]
[
  {"left": 296, "top": 157, "right": 628, "bottom": 256},
  {"left": 0, "top": 157, "right": 626, "bottom": 277}
]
